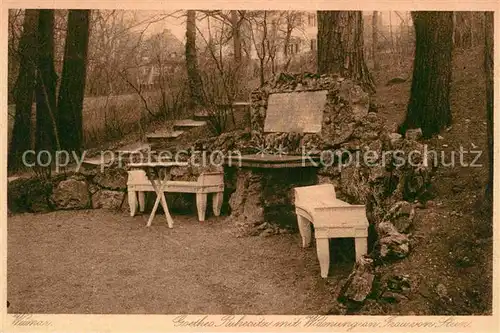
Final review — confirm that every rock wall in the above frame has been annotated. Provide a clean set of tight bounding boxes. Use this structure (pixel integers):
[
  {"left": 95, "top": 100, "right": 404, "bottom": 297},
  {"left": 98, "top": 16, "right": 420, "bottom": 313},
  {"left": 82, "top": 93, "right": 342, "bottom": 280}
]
[
  {"left": 249, "top": 73, "right": 376, "bottom": 155},
  {"left": 7, "top": 164, "right": 220, "bottom": 215}
]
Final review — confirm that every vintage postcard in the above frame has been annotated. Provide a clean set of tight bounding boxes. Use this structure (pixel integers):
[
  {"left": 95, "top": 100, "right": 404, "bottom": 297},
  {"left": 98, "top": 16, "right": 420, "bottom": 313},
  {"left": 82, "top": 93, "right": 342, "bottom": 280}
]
[{"left": 1, "top": 0, "right": 498, "bottom": 332}]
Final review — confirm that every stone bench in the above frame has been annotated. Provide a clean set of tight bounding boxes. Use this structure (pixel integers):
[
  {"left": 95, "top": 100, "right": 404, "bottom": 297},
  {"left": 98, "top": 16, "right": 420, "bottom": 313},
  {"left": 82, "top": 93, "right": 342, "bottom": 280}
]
[
  {"left": 127, "top": 170, "right": 224, "bottom": 222},
  {"left": 294, "top": 184, "right": 369, "bottom": 278}
]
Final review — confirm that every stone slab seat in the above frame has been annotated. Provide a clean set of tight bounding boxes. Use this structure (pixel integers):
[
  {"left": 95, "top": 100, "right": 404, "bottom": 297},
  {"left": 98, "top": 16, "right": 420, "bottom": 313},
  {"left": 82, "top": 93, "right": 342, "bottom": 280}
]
[
  {"left": 294, "top": 183, "right": 369, "bottom": 278},
  {"left": 127, "top": 170, "right": 224, "bottom": 222}
]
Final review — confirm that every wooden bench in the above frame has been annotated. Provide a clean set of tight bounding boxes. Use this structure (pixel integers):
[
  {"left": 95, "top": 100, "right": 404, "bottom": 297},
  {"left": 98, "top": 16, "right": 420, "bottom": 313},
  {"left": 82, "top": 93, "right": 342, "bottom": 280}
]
[
  {"left": 127, "top": 170, "right": 224, "bottom": 222},
  {"left": 294, "top": 184, "right": 369, "bottom": 278}
]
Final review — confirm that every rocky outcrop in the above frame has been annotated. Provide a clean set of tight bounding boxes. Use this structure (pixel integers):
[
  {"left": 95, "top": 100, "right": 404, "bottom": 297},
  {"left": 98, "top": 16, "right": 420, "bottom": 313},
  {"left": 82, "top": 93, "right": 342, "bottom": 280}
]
[
  {"left": 249, "top": 73, "right": 377, "bottom": 154},
  {"left": 91, "top": 190, "right": 126, "bottom": 209},
  {"left": 51, "top": 178, "right": 90, "bottom": 210},
  {"left": 8, "top": 177, "right": 55, "bottom": 213},
  {"left": 93, "top": 168, "right": 128, "bottom": 191},
  {"left": 339, "top": 256, "right": 376, "bottom": 303}
]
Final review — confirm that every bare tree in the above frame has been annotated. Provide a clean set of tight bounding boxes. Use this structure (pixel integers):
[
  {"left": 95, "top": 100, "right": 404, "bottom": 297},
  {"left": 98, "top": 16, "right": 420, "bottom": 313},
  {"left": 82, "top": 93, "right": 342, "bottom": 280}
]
[
  {"left": 248, "top": 11, "right": 269, "bottom": 86},
  {"left": 196, "top": 14, "right": 239, "bottom": 133},
  {"left": 198, "top": 10, "right": 247, "bottom": 98},
  {"left": 185, "top": 10, "right": 205, "bottom": 109},
  {"left": 231, "top": 11, "right": 243, "bottom": 64},
  {"left": 372, "top": 11, "right": 379, "bottom": 70},
  {"left": 281, "top": 11, "right": 303, "bottom": 71},
  {"left": 246, "top": 11, "right": 286, "bottom": 86}
]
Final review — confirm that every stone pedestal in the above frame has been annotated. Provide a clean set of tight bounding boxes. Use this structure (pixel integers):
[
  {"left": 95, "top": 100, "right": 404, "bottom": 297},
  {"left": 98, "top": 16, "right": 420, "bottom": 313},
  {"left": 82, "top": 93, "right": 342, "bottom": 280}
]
[{"left": 226, "top": 158, "right": 318, "bottom": 234}]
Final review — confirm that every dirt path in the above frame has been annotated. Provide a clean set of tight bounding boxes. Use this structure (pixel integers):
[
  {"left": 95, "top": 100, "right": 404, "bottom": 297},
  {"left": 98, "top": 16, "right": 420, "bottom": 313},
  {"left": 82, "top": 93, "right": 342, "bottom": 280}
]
[{"left": 8, "top": 210, "right": 351, "bottom": 314}]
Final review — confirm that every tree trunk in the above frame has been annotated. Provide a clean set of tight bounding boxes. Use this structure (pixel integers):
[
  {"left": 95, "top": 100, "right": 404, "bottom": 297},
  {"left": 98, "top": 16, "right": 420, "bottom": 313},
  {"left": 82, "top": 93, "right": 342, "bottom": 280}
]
[
  {"left": 35, "top": 11, "right": 59, "bottom": 162},
  {"left": 372, "top": 11, "right": 379, "bottom": 70},
  {"left": 185, "top": 10, "right": 205, "bottom": 109},
  {"left": 259, "top": 58, "right": 265, "bottom": 87},
  {"left": 35, "top": 9, "right": 59, "bottom": 153},
  {"left": 231, "top": 10, "right": 242, "bottom": 98},
  {"left": 484, "top": 11, "right": 493, "bottom": 204},
  {"left": 57, "top": 10, "right": 90, "bottom": 155},
  {"left": 317, "top": 11, "right": 375, "bottom": 93},
  {"left": 400, "top": 11, "right": 454, "bottom": 138},
  {"left": 231, "top": 11, "right": 242, "bottom": 65},
  {"left": 8, "top": 10, "right": 39, "bottom": 172}
]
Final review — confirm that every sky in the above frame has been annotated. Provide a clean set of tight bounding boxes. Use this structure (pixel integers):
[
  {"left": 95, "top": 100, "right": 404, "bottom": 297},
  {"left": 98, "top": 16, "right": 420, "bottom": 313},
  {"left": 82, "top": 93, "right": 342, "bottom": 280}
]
[{"left": 133, "top": 10, "right": 408, "bottom": 44}]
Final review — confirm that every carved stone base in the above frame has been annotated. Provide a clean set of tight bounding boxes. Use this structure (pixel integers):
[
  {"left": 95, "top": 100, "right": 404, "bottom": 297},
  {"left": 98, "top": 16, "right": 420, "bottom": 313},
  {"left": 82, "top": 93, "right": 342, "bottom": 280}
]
[{"left": 227, "top": 166, "right": 317, "bottom": 235}]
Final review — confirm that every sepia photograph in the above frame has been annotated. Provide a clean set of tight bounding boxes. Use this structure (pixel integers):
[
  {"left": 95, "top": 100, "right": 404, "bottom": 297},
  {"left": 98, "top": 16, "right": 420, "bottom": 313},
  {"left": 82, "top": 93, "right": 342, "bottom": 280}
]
[{"left": 3, "top": 2, "right": 496, "bottom": 328}]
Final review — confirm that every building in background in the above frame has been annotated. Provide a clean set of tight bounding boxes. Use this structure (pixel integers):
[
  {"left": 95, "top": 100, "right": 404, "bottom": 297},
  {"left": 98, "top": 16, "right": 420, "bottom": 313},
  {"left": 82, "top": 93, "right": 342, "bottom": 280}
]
[{"left": 137, "top": 28, "right": 184, "bottom": 90}]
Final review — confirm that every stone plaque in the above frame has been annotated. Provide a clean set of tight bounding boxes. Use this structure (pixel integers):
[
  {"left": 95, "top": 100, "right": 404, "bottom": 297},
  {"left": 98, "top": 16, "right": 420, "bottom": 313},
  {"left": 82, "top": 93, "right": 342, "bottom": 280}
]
[{"left": 264, "top": 90, "right": 328, "bottom": 133}]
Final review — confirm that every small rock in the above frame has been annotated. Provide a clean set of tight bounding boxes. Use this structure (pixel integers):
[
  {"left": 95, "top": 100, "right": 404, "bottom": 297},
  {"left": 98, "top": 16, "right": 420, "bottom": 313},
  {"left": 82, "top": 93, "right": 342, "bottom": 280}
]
[
  {"left": 393, "top": 215, "right": 413, "bottom": 234},
  {"left": 386, "top": 274, "right": 411, "bottom": 293},
  {"left": 340, "top": 256, "right": 375, "bottom": 303},
  {"left": 389, "top": 132, "right": 403, "bottom": 140},
  {"left": 415, "top": 202, "right": 426, "bottom": 209},
  {"left": 437, "top": 135, "right": 444, "bottom": 140},
  {"left": 259, "top": 228, "right": 275, "bottom": 237},
  {"left": 93, "top": 168, "right": 128, "bottom": 191},
  {"left": 388, "top": 133, "right": 403, "bottom": 146},
  {"left": 385, "top": 77, "right": 407, "bottom": 85},
  {"left": 399, "top": 201, "right": 414, "bottom": 216},
  {"left": 436, "top": 283, "right": 448, "bottom": 298},
  {"left": 88, "top": 183, "right": 100, "bottom": 195},
  {"left": 378, "top": 221, "right": 398, "bottom": 237},
  {"left": 92, "top": 190, "right": 125, "bottom": 209},
  {"left": 381, "top": 291, "right": 408, "bottom": 303},
  {"left": 51, "top": 179, "right": 90, "bottom": 210},
  {"left": 405, "top": 128, "right": 423, "bottom": 141},
  {"left": 442, "top": 144, "right": 449, "bottom": 148},
  {"left": 256, "top": 222, "right": 269, "bottom": 230},
  {"left": 456, "top": 256, "right": 472, "bottom": 267},
  {"left": 379, "top": 233, "right": 410, "bottom": 259},
  {"left": 383, "top": 201, "right": 415, "bottom": 234}
]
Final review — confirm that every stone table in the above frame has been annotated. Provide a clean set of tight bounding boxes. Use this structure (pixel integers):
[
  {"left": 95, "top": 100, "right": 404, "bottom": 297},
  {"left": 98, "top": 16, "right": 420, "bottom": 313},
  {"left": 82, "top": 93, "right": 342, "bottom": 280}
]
[{"left": 224, "top": 154, "right": 321, "bottom": 233}]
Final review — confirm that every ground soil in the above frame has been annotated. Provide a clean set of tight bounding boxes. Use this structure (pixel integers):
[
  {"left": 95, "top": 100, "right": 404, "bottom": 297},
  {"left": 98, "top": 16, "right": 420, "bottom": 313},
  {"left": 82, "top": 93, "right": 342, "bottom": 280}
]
[
  {"left": 8, "top": 210, "right": 351, "bottom": 314},
  {"left": 364, "top": 47, "right": 493, "bottom": 315},
  {"left": 7, "top": 47, "right": 493, "bottom": 315}
]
